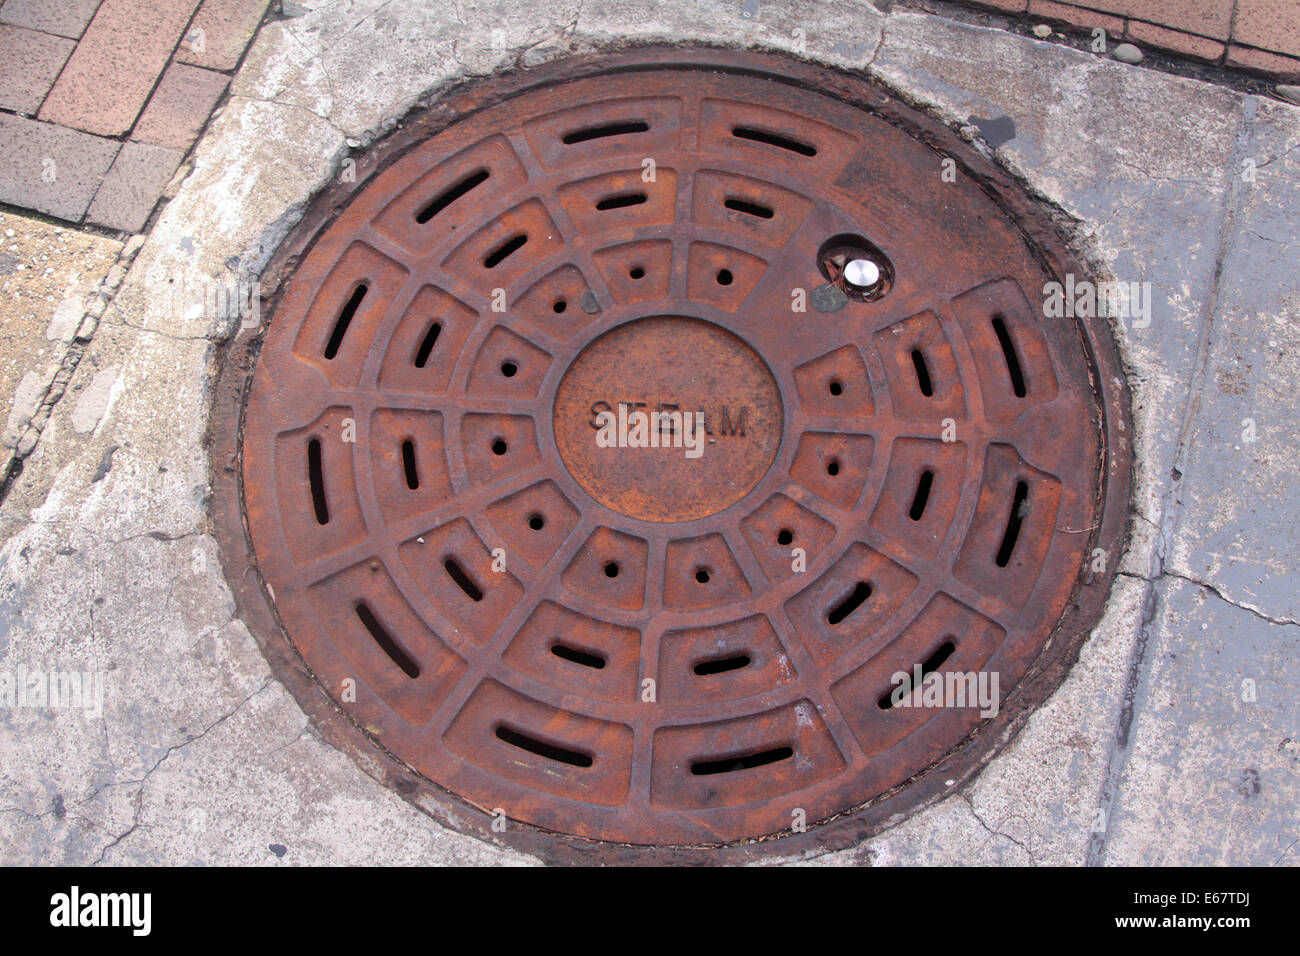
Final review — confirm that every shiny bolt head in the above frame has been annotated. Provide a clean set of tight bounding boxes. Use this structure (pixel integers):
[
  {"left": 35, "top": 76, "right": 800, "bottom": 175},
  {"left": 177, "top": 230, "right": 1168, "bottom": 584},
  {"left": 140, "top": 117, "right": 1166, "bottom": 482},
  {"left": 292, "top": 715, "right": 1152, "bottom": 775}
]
[{"left": 844, "top": 258, "right": 881, "bottom": 289}]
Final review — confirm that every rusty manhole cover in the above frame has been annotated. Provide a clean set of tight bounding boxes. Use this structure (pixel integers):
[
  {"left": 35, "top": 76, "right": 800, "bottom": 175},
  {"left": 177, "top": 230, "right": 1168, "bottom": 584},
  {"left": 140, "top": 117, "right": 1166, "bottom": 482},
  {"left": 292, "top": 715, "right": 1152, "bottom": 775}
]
[{"left": 212, "top": 48, "right": 1131, "bottom": 860}]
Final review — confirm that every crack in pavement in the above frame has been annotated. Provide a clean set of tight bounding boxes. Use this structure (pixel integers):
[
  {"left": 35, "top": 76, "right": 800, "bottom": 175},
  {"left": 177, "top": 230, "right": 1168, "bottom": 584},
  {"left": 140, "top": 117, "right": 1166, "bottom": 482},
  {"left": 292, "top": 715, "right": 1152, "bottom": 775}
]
[
  {"left": 1254, "top": 139, "right": 1300, "bottom": 169},
  {"left": 1164, "top": 569, "right": 1299, "bottom": 628},
  {"left": 960, "top": 793, "right": 1036, "bottom": 865},
  {"left": 1117, "top": 568, "right": 1300, "bottom": 628},
  {"left": 1113, "top": 158, "right": 1224, "bottom": 189},
  {"left": 1273, "top": 837, "right": 1298, "bottom": 866},
  {"left": 227, "top": 93, "right": 347, "bottom": 138},
  {"left": 92, "top": 678, "right": 272, "bottom": 865},
  {"left": 109, "top": 529, "right": 205, "bottom": 547},
  {"left": 108, "top": 315, "right": 218, "bottom": 342}
]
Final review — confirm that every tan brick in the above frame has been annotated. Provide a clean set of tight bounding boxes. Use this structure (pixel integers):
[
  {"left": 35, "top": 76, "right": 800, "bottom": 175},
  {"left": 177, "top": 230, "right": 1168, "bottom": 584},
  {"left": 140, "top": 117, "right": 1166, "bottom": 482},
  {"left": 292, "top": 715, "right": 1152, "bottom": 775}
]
[
  {"left": 86, "top": 142, "right": 183, "bottom": 233},
  {"left": 1126, "top": 20, "right": 1225, "bottom": 62},
  {"left": 1076, "top": 0, "right": 1233, "bottom": 41},
  {"left": 969, "top": 0, "right": 1030, "bottom": 11},
  {"left": 0, "top": 114, "right": 119, "bottom": 221},
  {"left": 174, "top": 0, "right": 272, "bottom": 72},
  {"left": 1028, "top": 0, "right": 1124, "bottom": 36},
  {"left": 131, "top": 64, "right": 229, "bottom": 151},
  {"left": 0, "top": 0, "right": 103, "bottom": 39},
  {"left": 1234, "top": 0, "right": 1300, "bottom": 60},
  {"left": 38, "top": 0, "right": 201, "bottom": 137},
  {"left": 1226, "top": 44, "right": 1300, "bottom": 79},
  {"left": 0, "top": 25, "right": 75, "bottom": 114}
]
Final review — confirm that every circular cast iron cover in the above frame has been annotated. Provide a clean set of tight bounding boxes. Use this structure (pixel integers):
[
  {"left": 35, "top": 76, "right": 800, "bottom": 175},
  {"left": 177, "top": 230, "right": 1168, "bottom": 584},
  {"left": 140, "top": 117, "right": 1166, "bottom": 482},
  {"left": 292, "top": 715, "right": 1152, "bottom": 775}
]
[{"left": 212, "top": 48, "right": 1131, "bottom": 860}]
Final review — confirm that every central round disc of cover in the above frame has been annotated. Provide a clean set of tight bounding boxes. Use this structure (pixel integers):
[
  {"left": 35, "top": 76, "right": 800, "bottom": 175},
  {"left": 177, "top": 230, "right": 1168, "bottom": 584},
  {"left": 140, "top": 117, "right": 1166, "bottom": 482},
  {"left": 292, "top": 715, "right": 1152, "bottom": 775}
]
[{"left": 553, "top": 317, "right": 783, "bottom": 523}]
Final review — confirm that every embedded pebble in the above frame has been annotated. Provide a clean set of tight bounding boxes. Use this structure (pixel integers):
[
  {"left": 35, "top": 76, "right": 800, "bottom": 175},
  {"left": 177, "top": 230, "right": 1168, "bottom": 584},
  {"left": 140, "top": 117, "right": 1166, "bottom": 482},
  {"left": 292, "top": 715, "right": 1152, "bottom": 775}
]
[{"left": 1114, "top": 43, "right": 1143, "bottom": 64}]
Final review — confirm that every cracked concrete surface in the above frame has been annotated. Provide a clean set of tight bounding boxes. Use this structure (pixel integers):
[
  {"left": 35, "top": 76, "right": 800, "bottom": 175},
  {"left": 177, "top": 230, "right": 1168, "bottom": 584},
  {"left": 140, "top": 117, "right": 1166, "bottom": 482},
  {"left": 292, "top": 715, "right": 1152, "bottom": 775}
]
[{"left": 0, "top": 0, "right": 1296, "bottom": 865}]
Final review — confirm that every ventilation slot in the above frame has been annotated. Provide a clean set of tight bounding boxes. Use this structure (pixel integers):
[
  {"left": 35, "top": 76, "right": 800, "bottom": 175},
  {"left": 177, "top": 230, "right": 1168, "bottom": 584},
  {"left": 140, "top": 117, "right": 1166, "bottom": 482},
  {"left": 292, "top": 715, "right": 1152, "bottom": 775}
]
[
  {"left": 909, "top": 470, "right": 934, "bottom": 521},
  {"left": 995, "top": 481, "right": 1029, "bottom": 568},
  {"left": 694, "top": 654, "right": 750, "bottom": 676},
  {"left": 325, "top": 284, "right": 366, "bottom": 360},
  {"left": 911, "top": 349, "right": 933, "bottom": 397},
  {"left": 416, "top": 169, "right": 490, "bottom": 224},
  {"left": 495, "top": 726, "right": 593, "bottom": 767},
  {"left": 355, "top": 602, "right": 420, "bottom": 679},
  {"left": 827, "top": 581, "right": 871, "bottom": 626},
  {"left": 724, "top": 197, "right": 775, "bottom": 219},
  {"left": 691, "top": 745, "right": 794, "bottom": 776},
  {"left": 595, "top": 191, "right": 648, "bottom": 211},
  {"left": 444, "top": 558, "right": 483, "bottom": 601},
  {"left": 483, "top": 233, "right": 527, "bottom": 269},
  {"left": 413, "top": 322, "right": 441, "bottom": 368},
  {"left": 992, "top": 315, "right": 1027, "bottom": 397},
  {"left": 401, "top": 440, "right": 419, "bottom": 490},
  {"left": 551, "top": 643, "right": 606, "bottom": 669},
  {"left": 307, "top": 438, "right": 329, "bottom": 525},
  {"left": 877, "top": 641, "right": 956, "bottom": 710},
  {"left": 561, "top": 120, "right": 649, "bottom": 144},
  {"left": 731, "top": 126, "right": 817, "bottom": 156}
]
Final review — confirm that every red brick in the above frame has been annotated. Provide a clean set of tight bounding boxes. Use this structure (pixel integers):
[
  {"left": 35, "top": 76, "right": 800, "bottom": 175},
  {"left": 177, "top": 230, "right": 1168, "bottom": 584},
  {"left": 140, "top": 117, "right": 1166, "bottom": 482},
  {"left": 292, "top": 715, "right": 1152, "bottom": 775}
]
[
  {"left": 965, "top": 0, "right": 1030, "bottom": 12},
  {"left": 131, "top": 63, "right": 229, "bottom": 151},
  {"left": 0, "top": 114, "right": 119, "bottom": 221},
  {"left": 86, "top": 141, "right": 183, "bottom": 233},
  {"left": 0, "top": 25, "right": 75, "bottom": 114},
  {"left": 1027, "top": 0, "right": 1124, "bottom": 36},
  {"left": 174, "top": 0, "right": 271, "bottom": 72},
  {"left": 1234, "top": 0, "right": 1300, "bottom": 60},
  {"left": 0, "top": 0, "right": 103, "bottom": 39},
  {"left": 1070, "top": 0, "right": 1233, "bottom": 41},
  {"left": 1226, "top": 44, "right": 1300, "bottom": 80},
  {"left": 1126, "top": 20, "right": 1225, "bottom": 62},
  {"left": 38, "top": 0, "right": 201, "bottom": 137}
]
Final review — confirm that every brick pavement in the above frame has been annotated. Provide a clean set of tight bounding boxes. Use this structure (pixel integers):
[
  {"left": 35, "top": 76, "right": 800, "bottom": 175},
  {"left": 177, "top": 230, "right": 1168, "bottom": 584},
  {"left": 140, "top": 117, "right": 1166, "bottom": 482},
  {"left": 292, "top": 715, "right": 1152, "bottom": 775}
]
[
  {"left": 0, "top": 0, "right": 272, "bottom": 232},
  {"left": 961, "top": 0, "right": 1300, "bottom": 75}
]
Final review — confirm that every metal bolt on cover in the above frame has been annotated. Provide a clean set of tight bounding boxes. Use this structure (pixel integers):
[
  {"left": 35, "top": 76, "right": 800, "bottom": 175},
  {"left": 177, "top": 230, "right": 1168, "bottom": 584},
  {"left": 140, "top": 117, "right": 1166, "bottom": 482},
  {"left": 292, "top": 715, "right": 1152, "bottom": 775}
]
[
  {"left": 844, "top": 259, "right": 880, "bottom": 288},
  {"left": 211, "top": 48, "right": 1132, "bottom": 863}
]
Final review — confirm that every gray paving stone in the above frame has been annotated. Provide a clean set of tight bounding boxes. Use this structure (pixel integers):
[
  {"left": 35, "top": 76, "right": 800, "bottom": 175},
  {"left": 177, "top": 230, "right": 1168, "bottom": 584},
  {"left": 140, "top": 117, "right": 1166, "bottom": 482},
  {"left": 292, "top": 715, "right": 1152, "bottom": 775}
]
[
  {"left": 1102, "top": 575, "right": 1300, "bottom": 865},
  {"left": 1165, "top": 96, "right": 1300, "bottom": 624}
]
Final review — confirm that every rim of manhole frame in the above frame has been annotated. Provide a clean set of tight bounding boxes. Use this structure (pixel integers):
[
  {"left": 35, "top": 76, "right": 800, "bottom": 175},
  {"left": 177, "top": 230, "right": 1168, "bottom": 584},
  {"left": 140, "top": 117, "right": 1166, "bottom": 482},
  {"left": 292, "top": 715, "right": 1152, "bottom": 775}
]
[{"left": 208, "top": 44, "right": 1134, "bottom": 865}]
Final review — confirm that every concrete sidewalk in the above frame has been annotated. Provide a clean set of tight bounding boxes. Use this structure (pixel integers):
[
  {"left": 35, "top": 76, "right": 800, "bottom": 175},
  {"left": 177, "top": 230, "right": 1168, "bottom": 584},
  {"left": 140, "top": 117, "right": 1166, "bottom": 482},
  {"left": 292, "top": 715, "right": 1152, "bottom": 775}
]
[{"left": 0, "top": 0, "right": 1296, "bottom": 865}]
